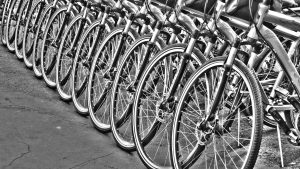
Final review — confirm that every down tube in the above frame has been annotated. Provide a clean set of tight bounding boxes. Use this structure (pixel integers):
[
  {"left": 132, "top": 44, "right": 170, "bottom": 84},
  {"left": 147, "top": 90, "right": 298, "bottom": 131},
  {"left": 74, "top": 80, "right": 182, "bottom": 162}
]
[{"left": 260, "top": 25, "right": 300, "bottom": 95}]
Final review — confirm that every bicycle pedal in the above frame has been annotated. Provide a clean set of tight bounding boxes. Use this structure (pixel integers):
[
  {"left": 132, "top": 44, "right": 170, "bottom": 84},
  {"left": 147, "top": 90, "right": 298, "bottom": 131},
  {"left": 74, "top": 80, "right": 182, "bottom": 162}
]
[{"left": 287, "top": 129, "right": 300, "bottom": 146}]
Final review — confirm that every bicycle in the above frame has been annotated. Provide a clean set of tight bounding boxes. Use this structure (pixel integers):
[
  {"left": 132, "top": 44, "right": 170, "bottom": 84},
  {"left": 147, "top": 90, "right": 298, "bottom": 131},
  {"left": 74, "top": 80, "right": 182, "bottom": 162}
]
[
  {"left": 1, "top": 0, "right": 12, "bottom": 45},
  {"left": 14, "top": 0, "right": 34, "bottom": 59},
  {"left": 56, "top": 1, "right": 136, "bottom": 103},
  {"left": 23, "top": 0, "right": 54, "bottom": 68},
  {"left": 170, "top": 0, "right": 300, "bottom": 168},
  {"left": 40, "top": 0, "right": 82, "bottom": 88},
  {"left": 55, "top": 0, "right": 101, "bottom": 101},
  {"left": 31, "top": 0, "right": 67, "bottom": 78},
  {"left": 129, "top": 0, "right": 241, "bottom": 167},
  {"left": 109, "top": 0, "right": 182, "bottom": 152},
  {"left": 71, "top": 0, "right": 127, "bottom": 115},
  {"left": 5, "top": 0, "right": 23, "bottom": 52},
  {"left": 86, "top": 0, "right": 151, "bottom": 133}
]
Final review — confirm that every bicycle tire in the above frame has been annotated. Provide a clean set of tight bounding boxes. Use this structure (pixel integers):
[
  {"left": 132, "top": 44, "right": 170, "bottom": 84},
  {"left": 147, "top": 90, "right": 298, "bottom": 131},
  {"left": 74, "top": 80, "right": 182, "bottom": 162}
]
[
  {"left": 14, "top": 0, "right": 30, "bottom": 59},
  {"left": 23, "top": 0, "right": 45, "bottom": 68},
  {"left": 40, "top": 5, "right": 76, "bottom": 88},
  {"left": 132, "top": 43, "right": 206, "bottom": 168},
  {"left": 1, "top": 0, "right": 12, "bottom": 45},
  {"left": 170, "top": 56, "right": 263, "bottom": 169},
  {"left": 6, "top": 0, "right": 22, "bottom": 52},
  {"left": 110, "top": 34, "right": 165, "bottom": 151},
  {"left": 87, "top": 25, "right": 139, "bottom": 132},
  {"left": 71, "top": 19, "right": 113, "bottom": 115},
  {"left": 56, "top": 13, "right": 93, "bottom": 101},
  {"left": 32, "top": 1, "right": 56, "bottom": 78}
]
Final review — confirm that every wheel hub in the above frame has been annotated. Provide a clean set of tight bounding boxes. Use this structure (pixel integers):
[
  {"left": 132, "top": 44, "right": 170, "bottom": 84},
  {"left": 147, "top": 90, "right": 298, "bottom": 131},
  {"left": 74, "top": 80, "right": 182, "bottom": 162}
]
[{"left": 155, "top": 102, "right": 173, "bottom": 123}]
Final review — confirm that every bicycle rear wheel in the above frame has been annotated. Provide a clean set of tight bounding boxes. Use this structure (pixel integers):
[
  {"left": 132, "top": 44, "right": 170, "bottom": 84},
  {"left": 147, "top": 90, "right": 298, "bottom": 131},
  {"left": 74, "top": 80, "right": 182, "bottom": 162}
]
[{"left": 170, "top": 56, "right": 263, "bottom": 169}]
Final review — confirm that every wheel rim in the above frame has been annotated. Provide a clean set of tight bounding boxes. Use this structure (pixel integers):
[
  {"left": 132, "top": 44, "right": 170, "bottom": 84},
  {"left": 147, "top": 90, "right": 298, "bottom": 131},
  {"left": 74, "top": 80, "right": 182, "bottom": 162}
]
[
  {"left": 1, "top": 0, "right": 12, "bottom": 44},
  {"left": 72, "top": 22, "right": 108, "bottom": 114},
  {"left": 15, "top": 1, "right": 29, "bottom": 59},
  {"left": 57, "top": 18, "right": 83, "bottom": 100},
  {"left": 24, "top": 2, "right": 42, "bottom": 67},
  {"left": 41, "top": 9, "right": 67, "bottom": 87},
  {"left": 133, "top": 47, "right": 202, "bottom": 168},
  {"left": 111, "top": 36, "right": 162, "bottom": 149},
  {"left": 33, "top": 6, "right": 52, "bottom": 78},
  {"left": 6, "top": 0, "right": 21, "bottom": 51},
  {"left": 171, "top": 60, "right": 262, "bottom": 169},
  {"left": 88, "top": 28, "right": 135, "bottom": 131}
]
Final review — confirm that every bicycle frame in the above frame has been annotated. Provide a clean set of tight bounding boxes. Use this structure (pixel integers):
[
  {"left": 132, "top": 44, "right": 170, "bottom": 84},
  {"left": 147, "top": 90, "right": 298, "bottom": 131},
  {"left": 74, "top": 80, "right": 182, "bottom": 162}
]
[
  {"left": 161, "top": 1, "right": 228, "bottom": 103},
  {"left": 205, "top": 0, "right": 300, "bottom": 142}
]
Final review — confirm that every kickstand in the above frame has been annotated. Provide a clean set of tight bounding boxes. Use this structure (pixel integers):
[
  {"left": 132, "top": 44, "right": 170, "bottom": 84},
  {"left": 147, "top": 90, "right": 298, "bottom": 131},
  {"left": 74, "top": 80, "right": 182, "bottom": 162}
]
[{"left": 277, "top": 123, "right": 284, "bottom": 167}]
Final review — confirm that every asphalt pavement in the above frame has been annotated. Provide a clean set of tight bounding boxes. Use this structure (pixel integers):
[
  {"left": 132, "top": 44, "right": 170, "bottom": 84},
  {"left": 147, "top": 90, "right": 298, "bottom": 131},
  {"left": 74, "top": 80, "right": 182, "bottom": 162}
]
[
  {"left": 0, "top": 44, "right": 300, "bottom": 169},
  {"left": 0, "top": 45, "right": 144, "bottom": 169}
]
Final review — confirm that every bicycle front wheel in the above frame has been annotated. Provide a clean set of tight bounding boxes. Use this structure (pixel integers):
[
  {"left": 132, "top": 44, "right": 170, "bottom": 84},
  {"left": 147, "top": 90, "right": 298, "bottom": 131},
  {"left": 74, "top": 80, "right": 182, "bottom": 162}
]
[
  {"left": 23, "top": 0, "right": 45, "bottom": 68},
  {"left": 170, "top": 56, "right": 263, "bottom": 169},
  {"left": 1, "top": 0, "right": 12, "bottom": 45},
  {"left": 32, "top": 1, "right": 55, "bottom": 78},
  {"left": 6, "top": 0, "right": 22, "bottom": 52},
  {"left": 56, "top": 14, "right": 92, "bottom": 101},
  {"left": 72, "top": 19, "right": 112, "bottom": 115},
  {"left": 15, "top": 0, "right": 30, "bottom": 59},
  {"left": 41, "top": 6, "right": 73, "bottom": 88},
  {"left": 110, "top": 34, "right": 165, "bottom": 151},
  {"left": 132, "top": 43, "right": 206, "bottom": 168},
  {"left": 87, "top": 26, "right": 138, "bottom": 132}
]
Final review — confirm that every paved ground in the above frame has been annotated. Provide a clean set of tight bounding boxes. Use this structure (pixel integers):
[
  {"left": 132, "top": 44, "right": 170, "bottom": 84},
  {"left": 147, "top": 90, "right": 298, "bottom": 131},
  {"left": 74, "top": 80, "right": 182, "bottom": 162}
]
[
  {"left": 0, "top": 44, "right": 300, "bottom": 169},
  {"left": 0, "top": 45, "right": 144, "bottom": 169}
]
